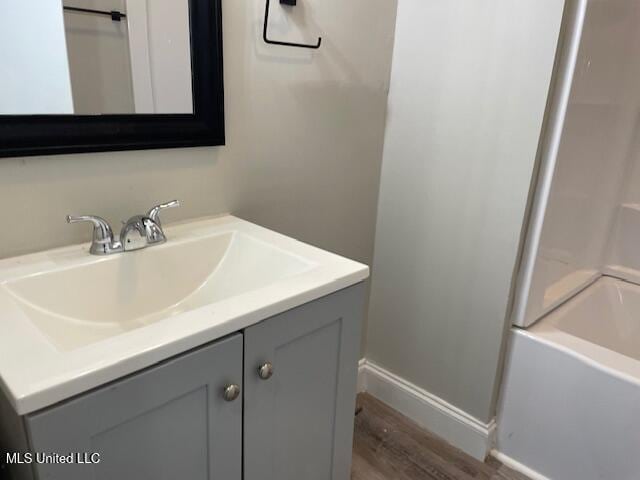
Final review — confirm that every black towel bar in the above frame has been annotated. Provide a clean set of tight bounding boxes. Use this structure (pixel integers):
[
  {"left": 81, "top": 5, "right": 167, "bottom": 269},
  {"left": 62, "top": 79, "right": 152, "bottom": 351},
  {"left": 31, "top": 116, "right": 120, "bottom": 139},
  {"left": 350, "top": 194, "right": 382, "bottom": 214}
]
[
  {"left": 63, "top": 6, "right": 126, "bottom": 22},
  {"left": 262, "top": 0, "right": 322, "bottom": 50}
]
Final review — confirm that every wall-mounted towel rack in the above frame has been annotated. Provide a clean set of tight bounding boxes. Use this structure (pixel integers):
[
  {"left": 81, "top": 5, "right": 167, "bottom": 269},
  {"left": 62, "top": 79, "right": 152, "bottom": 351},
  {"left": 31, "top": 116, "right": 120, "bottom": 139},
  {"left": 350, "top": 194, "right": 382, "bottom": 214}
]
[
  {"left": 63, "top": 6, "right": 126, "bottom": 22},
  {"left": 262, "top": 0, "right": 322, "bottom": 50}
]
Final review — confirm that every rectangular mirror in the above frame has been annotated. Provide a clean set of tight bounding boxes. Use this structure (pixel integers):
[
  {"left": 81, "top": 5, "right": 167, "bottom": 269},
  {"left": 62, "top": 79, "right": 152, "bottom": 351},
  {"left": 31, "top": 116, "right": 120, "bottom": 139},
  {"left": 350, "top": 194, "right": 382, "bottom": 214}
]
[{"left": 0, "top": 0, "right": 224, "bottom": 157}]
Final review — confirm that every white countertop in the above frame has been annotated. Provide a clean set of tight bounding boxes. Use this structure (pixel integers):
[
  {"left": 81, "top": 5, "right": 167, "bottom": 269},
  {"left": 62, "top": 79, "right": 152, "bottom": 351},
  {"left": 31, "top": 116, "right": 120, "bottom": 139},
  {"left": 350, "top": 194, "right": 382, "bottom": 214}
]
[{"left": 0, "top": 216, "right": 369, "bottom": 415}]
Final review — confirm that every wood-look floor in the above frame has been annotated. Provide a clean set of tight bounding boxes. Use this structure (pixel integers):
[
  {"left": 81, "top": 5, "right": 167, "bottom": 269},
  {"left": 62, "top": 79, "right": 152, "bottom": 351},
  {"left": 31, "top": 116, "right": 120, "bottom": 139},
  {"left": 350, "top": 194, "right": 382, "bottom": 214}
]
[{"left": 352, "top": 394, "right": 529, "bottom": 480}]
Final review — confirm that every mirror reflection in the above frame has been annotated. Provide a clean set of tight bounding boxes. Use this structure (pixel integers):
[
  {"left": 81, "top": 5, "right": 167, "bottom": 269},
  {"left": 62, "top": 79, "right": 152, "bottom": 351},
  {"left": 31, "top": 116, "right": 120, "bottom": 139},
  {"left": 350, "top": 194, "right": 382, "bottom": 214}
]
[{"left": 3, "top": 0, "right": 194, "bottom": 115}]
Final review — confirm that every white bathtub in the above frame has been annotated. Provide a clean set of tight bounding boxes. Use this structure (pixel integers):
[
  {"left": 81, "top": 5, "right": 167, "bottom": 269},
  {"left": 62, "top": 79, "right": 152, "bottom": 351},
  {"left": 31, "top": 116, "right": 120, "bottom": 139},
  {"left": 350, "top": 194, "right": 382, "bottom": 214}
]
[{"left": 496, "top": 276, "right": 640, "bottom": 480}]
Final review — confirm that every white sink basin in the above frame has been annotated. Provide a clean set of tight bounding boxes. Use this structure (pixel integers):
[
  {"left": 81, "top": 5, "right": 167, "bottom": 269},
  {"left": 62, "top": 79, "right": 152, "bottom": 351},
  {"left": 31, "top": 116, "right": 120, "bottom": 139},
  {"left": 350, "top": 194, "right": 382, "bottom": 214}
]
[
  {"left": 3, "top": 231, "right": 312, "bottom": 351},
  {"left": 0, "top": 216, "right": 368, "bottom": 414}
]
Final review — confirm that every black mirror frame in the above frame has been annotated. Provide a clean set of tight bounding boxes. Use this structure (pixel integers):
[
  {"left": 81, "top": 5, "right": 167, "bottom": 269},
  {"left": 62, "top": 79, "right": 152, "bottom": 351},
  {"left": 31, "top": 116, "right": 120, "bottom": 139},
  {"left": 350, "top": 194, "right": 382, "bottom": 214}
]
[{"left": 0, "top": 0, "right": 224, "bottom": 159}]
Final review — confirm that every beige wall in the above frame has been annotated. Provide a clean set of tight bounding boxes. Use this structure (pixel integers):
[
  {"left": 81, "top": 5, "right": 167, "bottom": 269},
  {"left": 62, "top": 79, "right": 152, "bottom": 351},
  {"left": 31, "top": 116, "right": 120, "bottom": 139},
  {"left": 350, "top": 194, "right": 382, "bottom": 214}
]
[
  {"left": 65, "top": 0, "right": 135, "bottom": 114},
  {"left": 366, "top": 0, "right": 564, "bottom": 423},
  {"left": 0, "top": 0, "right": 397, "bottom": 312}
]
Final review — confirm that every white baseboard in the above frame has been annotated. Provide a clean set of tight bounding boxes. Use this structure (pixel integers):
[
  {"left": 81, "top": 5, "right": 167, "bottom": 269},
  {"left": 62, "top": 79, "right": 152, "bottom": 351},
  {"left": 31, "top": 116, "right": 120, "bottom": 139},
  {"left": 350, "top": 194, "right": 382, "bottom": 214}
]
[
  {"left": 491, "top": 450, "right": 550, "bottom": 480},
  {"left": 358, "top": 359, "right": 495, "bottom": 461}
]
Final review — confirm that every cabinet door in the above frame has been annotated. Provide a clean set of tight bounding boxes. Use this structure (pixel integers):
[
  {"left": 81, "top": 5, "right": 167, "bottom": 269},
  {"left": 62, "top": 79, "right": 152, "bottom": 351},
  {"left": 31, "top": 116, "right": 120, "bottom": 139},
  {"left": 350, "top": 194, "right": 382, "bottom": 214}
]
[
  {"left": 244, "top": 283, "right": 365, "bottom": 480},
  {"left": 26, "top": 334, "right": 243, "bottom": 480}
]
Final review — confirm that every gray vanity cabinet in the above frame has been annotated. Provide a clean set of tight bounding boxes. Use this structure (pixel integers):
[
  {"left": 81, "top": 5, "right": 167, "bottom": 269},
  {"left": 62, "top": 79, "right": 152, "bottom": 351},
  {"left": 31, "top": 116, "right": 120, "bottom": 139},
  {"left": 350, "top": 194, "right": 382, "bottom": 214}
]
[
  {"left": 4, "top": 284, "right": 365, "bottom": 480},
  {"left": 244, "top": 283, "right": 364, "bottom": 480},
  {"left": 25, "top": 334, "right": 243, "bottom": 480}
]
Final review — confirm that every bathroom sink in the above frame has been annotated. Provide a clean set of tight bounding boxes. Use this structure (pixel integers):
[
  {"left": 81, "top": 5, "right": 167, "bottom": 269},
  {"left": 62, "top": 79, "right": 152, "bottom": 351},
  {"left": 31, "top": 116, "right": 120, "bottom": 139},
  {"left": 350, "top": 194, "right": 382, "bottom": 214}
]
[
  {"left": 3, "top": 231, "right": 313, "bottom": 351},
  {"left": 0, "top": 216, "right": 368, "bottom": 414}
]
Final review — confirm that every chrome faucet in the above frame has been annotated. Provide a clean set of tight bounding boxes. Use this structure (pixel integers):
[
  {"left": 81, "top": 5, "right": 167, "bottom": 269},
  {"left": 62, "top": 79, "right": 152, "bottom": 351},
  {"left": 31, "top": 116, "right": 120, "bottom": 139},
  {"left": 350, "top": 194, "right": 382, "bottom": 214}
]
[
  {"left": 67, "top": 200, "right": 180, "bottom": 256},
  {"left": 66, "top": 215, "right": 123, "bottom": 255}
]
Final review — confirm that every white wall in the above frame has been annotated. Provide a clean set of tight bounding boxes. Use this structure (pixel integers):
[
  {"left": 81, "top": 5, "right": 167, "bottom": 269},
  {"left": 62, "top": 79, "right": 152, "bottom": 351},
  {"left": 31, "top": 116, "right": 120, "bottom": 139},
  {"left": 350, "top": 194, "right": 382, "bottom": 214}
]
[
  {"left": 1, "top": 0, "right": 73, "bottom": 114},
  {"left": 146, "top": 0, "right": 192, "bottom": 113},
  {"left": 127, "top": 0, "right": 193, "bottom": 114},
  {"left": 515, "top": 0, "right": 640, "bottom": 327},
  {"left": 366, "top": 0, "right": 563, "bottom": 424}
]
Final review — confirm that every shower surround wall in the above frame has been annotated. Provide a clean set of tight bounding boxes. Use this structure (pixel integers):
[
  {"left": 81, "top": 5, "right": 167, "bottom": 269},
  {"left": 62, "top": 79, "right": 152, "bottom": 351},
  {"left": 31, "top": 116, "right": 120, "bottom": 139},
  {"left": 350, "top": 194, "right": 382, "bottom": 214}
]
[
  {"left": 512, "top": 0, "right": 640, "bottom": 328},
  {"left": 606, "top": 123, "right": 640, "bottom": 281},
  {"left": 363, "top": 0, "right": 564, "bottom": 460},
  {"left": 497, "top": 1, "right": 640, "bottom": 478}
]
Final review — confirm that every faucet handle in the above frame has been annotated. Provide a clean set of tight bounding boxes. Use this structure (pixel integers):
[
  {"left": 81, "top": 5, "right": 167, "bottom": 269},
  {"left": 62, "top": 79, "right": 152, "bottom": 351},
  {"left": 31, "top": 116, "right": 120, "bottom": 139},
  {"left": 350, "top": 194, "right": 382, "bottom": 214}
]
[
  {"left": 67, "top": 215, "right": 114, "bottom": 242},
  {"left": 147, "top": 200, "right": 180, "bottom": 226},
  {"left": 66, "top": 215, "right": 121, "bottom": 255}
]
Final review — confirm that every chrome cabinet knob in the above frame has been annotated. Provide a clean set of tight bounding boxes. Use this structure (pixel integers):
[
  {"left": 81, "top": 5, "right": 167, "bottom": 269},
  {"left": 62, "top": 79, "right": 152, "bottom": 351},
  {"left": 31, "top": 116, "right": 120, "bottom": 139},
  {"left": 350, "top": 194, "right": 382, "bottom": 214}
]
[
  {"left": 223, "top": 384, "right": 241, "bottom": 402},
  {"left": 258, "top": 362, "right": 274, "bottom": 380}
]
